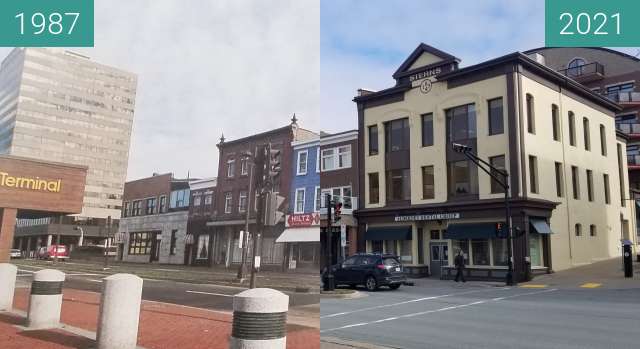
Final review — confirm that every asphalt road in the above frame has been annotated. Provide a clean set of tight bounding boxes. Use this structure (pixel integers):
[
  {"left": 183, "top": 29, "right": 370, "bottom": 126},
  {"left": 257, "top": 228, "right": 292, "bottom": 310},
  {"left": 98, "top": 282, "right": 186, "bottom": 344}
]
[
  {"left": 14, "top": 263, "right": 319, "bottom": 312},
  {"left": 321, "top": 280, "right": 640, "bottom": 349}
]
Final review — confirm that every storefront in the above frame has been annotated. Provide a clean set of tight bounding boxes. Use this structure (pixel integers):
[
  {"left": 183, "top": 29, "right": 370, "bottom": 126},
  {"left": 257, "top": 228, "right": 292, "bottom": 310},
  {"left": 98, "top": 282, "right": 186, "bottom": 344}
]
[
  {"left": 358, "top": 198, "right": 557, "bottom": 281},
  {"left": 277, "top": 213, "right": 320, "bottom": 271}
]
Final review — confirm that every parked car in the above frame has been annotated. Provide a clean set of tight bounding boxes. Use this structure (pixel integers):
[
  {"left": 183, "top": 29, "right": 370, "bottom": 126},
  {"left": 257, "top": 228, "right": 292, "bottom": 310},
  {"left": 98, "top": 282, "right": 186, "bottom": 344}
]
[
  {"left": 324, "top": 253, "right": 406, "bottom": 291},
  {"left": 9, "top": 249, "right": 22, "bottom": 259},
  {"left": 37, "top": 245, "right": 70, "bottom": 260}
]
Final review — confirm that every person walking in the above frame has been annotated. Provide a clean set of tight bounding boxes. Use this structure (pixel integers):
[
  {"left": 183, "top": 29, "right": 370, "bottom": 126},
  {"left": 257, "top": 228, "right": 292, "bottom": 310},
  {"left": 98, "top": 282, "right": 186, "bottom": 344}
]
[{"left": 454, "top": 250, "right": 466, "bottom": 283}]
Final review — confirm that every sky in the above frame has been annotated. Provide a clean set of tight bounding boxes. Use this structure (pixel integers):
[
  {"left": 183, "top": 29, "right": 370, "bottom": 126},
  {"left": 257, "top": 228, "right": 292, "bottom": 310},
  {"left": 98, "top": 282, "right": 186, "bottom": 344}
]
[
  {"left": 0, "top": 0, "right": 320, "bottom": 181},
  {"left": 321, "top": 0, "right": 640, "bottom": 133}
]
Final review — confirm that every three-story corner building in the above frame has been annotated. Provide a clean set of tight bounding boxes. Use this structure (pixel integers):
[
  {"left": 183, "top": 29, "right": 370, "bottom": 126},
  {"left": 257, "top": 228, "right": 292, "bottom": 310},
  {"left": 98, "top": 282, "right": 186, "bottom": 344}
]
[
  {"left": 354, "top": 43, "right": 633, "bottom": 281},
  {"left": 205, "top": 117, "right": 317, "bottom": 269},
  {"left": 320, "top": 130, "right": 360, "bottom": 269},
  {"left": 186, "top": 177, "right": 217, "bottom": 266},
  {"left": 276, "top": 136, "right": 321, "bottom": 271},
  {"left": 117, "top": 173, "right": 191, "bottom": 264}
]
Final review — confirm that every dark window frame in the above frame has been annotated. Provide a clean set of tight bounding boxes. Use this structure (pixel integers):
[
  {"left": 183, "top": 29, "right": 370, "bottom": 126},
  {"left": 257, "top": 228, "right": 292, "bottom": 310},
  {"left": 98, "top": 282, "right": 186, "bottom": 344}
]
[
  {"left": 384, "top": 118, "right": 410, "bottom": 153},
  {"left": 386, "top": 168, "right": 411, "bottom": 202},
  {"left": 571, "top": 166, "right": 580, "bottom": 199},
  {"left": 586, "top": 169, "right": 594, "bottom": 202},
  {"left": 529, "top": 155, "right": 538, "bottom": 194},
  {"left": 170, "top": 230, "right": 177, "bottom": 255},
  {"left": 368, "top": 173, "right": 379, "bottom": 204},
  {"left": 446, "top": 103, "right": 477, "bottom": 142},
  {"left": 128, "top": 232, "right": 152, "bottom": 255},
  {"left": 488, "top": 97, "right": 504, "bottom": 135},
  {"left": 489, "top": 155, "right": 506, "bottom": 194},
  {"left": 421, "top": 113, "right": 434, "bottom": 147},
  {"left": 569, "top": 112, "right": 576, "bottom": 146},
  {"left": 526, "top": 94, "right": 535, "bottom": 134},
  {"left": 555, "top": 162, "right": 564, "bottom": 197},
  {"left": 552, "top": 104, "right": 560, "bottom": 141},
  {"left": 599, "top": 124, "right": 607, "bottom": 156},
  {"left": 583, "top": 117, "right": 591, "bottom": 151},
  {"left": 421, "top": 165, "right": 435, "bottom": 199},
  {"left": 603, "top": 173, "right": 611, "bottom": 204},
  {"left": 368, "top": 125, "right": 379, "bottom": 155}
]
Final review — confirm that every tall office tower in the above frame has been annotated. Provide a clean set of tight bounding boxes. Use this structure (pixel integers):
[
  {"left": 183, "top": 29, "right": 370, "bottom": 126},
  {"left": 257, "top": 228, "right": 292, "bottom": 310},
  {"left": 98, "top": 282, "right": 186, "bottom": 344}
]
[{"left": 0, "top": 48, "right": 137, "bottom": 249}]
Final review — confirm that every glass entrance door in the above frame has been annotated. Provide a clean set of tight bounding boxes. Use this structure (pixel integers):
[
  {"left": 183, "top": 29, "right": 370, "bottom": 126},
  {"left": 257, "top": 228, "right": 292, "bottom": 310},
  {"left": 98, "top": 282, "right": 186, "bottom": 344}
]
[{"left": 429, "top": 242, "right": 448, "bottom": 277}]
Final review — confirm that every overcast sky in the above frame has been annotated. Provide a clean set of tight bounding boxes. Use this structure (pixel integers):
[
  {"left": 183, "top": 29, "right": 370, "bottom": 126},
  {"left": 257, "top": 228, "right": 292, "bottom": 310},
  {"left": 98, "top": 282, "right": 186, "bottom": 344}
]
[
  {"left": 0, "top": 0, "right": 320, "bottom": 181},
  {"left": 321, "top": 0, "right": 640, "bottom": 133}
]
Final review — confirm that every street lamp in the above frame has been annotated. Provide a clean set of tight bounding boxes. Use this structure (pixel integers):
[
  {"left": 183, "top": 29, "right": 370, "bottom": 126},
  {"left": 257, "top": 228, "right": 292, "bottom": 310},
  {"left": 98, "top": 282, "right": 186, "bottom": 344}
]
[
  {"left": 74, "top": 226, "right": 84, "bottom": 247},
  {"left": 451, "top": 142, "right": 515, "bottom": 286}
]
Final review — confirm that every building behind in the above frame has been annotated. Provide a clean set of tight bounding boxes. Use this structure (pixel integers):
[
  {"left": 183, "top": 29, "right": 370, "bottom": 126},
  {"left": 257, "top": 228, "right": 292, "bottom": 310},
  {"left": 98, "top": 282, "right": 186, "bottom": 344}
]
[{"left": 0, "top": 48, "right": 137, "bottom": 254}]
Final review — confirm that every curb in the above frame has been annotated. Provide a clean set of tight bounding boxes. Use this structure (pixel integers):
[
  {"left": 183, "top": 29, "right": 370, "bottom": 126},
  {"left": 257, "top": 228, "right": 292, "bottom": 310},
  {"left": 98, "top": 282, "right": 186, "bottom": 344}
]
[
  {"left": 320, "top": 290, "right": 366, "bottom": 299},
  {"left": 321, "top": 336, "right": 399, "bottom": 349}
]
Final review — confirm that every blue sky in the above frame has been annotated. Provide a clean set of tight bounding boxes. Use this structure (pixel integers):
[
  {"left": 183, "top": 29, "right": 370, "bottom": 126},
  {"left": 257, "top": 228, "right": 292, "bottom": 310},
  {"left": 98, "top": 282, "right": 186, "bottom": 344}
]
[{"left": 321, "top": 0, "right": 640, "bottom": 132}]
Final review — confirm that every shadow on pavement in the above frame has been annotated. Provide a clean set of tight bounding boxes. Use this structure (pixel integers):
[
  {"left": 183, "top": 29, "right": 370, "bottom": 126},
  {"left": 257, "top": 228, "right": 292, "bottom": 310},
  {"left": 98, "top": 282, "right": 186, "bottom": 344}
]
[{"left": 19, "top": 329, "right": 95, "bottom": 349}]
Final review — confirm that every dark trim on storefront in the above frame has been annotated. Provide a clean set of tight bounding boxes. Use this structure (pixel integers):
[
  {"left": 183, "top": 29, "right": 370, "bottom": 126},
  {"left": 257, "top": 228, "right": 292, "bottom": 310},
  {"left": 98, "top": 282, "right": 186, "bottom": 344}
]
[{"left": 506, "top": 70, "right": 521, "bottom": 197}]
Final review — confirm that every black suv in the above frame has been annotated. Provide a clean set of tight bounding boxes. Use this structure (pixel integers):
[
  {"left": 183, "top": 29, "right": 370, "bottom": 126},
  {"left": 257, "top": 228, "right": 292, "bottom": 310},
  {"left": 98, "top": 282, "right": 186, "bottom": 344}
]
[{"left": 324, "top": 253, "right": 406, "bottom": 291}]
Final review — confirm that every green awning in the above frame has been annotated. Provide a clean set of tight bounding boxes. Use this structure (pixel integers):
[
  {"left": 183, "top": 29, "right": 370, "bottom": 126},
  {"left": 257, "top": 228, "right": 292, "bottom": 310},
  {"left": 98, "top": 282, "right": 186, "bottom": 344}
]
[
  {"left": 530, "top": 219, "right": 553, "bottom": 234},
  {"left": 443, "top": 222, "right": 500, "bottom": 239},
  {"left": 365, "top": 226, "right": 412, "bottom": 240}
]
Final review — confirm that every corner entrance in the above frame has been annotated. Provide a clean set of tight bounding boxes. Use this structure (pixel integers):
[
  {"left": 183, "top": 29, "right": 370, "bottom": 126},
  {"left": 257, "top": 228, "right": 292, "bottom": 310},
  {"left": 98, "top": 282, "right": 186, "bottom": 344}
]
[{"left": 429, "top": 242, "right": 448, "bottom": 277}]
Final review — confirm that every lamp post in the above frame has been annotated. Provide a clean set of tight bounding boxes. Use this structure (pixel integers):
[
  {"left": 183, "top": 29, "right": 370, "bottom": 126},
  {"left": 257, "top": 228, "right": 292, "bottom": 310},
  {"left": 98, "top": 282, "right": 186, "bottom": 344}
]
[{"left": 452, "top": 143, "right": 515, "bottom": 286}]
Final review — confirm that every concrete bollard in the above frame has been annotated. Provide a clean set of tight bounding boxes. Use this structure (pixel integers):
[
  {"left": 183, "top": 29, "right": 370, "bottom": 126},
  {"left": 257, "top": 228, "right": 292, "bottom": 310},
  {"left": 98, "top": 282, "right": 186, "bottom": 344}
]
[
  {"left": 230, "top": 288, "right": 289, "bottom": 349},
  {"left": 27, "top": 269, "right": 65, "bottom": 329},
  {"left": 96, "top": 274, "right": 143, "bottom": 349},
  {"left": 0, "top": 263, "right": 17, "bottom": 311}
]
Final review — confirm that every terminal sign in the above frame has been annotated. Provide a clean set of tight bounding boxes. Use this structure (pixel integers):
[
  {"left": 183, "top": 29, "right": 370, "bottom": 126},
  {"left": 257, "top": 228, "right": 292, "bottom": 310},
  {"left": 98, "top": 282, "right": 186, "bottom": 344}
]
[{"left": 0, "top": 171, "right": 62, "bottom": 193}]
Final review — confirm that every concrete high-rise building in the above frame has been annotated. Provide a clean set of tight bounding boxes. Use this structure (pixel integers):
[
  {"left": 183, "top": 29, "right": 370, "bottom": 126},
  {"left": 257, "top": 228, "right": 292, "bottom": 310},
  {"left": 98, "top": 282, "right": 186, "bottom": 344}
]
[{"left": 0, "top": 48, "right": 137, "bottom": 253}]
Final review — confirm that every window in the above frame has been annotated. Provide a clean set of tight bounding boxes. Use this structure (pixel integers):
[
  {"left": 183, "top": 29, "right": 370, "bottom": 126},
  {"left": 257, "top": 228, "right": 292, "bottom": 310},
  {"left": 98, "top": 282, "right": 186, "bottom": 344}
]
[
  {"left": 368, "top": 125, "right": 379, "bottom": 155},
  {"left": 128, "top": 232, "right": 152, "bottom": 255},
  {"left": 583, "top": 117, "right": 590, "bottom": 151},
  {"left": 316, "top": 148, "right": 320, "bottom": 173},
  {"left": 385, "top": 118, "right": 410, "bottom": 152},
  {"left": 490, "top": 155, "right": 506, "bottom": 194},
  {"left": 617, "top": 144, "right": 626, "bottom": 207},
  {"left": 567, "top": 58, "right": 586, "bottom": 77},
  {"left": 170, "top": 230, "right": 177, "bottom": 255},
  {"left": 123, "top": 202, "right": 130, "bottom": 218},
  {"left": 196, "top": 235, "right": 209, "bottom": 260},
  {"left": 446, "top": 104, "right": 477, "bottom": 141},
  {"left": 295, "top": 188, "right": 305, "bottom": 213},
  {"left": 526, "top": 94, "right": 535, "bottom": 134},
  {"left": 552, "top": 104, "right": 560, "bottom": 141},
  {"left": 386, "top": 169, "right": 411, "bottom": 201},
  {"left": 586, "top": 169, "right": 594, "bottom": 202},
  {"left": 224, "top": 192, "right": 232, "bottom": 213},
  {"left": 575, "top": 223, "right": 582, "bottom": 237},
  {"left": 297, "top": 150, "right": 308, "bottom": 175},
  {"left": 238, "top": 190, "right": 248, "bottom": 213},
  {"left": 600, "top": 125, "right": 607, "bottom": 156},
  {"left": 555, "top": 162, "right": 564, "bottom": 197},
  {"left": 492, "top": 239, "right": 508, "bottom": 266},
  {"left": 321, "top": 145, "right": 352, "bottom": 171},
  {"left": 529, "top": 156, "right": 538, "bottom": 194},
  {"left": 227, "top": 159, "right": 235, "bottom": 178},
  {"left": 421, "top": 166, "right": 435, "bottom": 199},
  {"left": 606, "top": 82, "right": 634, "bottom": 100},
  {"left": 369, "top": 173, "right": 379, "bottom": 204},
  {"left": 132, "top": 200, "right": 142, "bottom": 216},
  {"left": 451, "top": 239, "right": 469, "bottom": 265},
  {"left": 603, "top": 174, "right": 611, "bottom": 204},
  {"left": 448, "top": 160, "right": 478, "bottom": 198},
  {"left": 430, "top": 230, "right": 441, "bottom": 240},
  {"left": 571, "top": 166, "right": 580, "bottom": 199},
  {"left": 204, "top": 193, "right": 213, "bottom": 205},
  {"left": 568, "top": 112, "right": 576, "bottom": 146},
  {"left": 590, "top": 224, "right": 597, "bottom": 237},
  {"left": 159, "top": 196, "right": 167, "bottom": 213},
  {"left": 240, "top": 158, "right": 248, "bottom": 176},
  {"left": 146, "top": 198, "right": 157, "bottom": 215},
  {"left": 314, "top": 186, "right": 321, "bottom": 211},
  {"left": 488, "top": 98, "right": 504, "bottom": 135},
  {"left": 193, "top": 194, "right": 202, "bottom": 207},
  {"left": 170, "top": 189, "right": 190, "bottom": 208},
  {"left": 471, "top": 239, "right": 490, "bottom": 265},
  {"left": 421, "top": 113, "right": 434, "bottom": 146}
]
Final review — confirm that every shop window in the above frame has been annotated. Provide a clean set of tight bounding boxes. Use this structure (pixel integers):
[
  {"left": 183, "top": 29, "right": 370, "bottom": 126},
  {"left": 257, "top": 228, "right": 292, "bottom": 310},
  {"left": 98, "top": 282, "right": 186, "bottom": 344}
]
[
  {"left": 384, "top": 240, "right": 397, "bottom": 255},
  {"left": 529, "top": 233, "right": 542, "bottom": 266},
  {"left": 371, "top": 240, "right": 383, "bottom": 253},
  {"left": 488, "top": 97, "right": 503, "bottom": 135},
  {"left": 491, "top": 239, "right": 508, "bottom": 266},
  {"left": 368, "top": 125, "right": 379, "bottom": 155},
  {"left": 451, "top": 239, "right": 469, "bottom": 265},
  {"left": 568, "top": 112, "right": 576, "bottom": 146},
  {"left": 400, "top": 240, "right": 412, "bottom": 263},
  {"left": 471, "top": 239, "right": 490, "bottom": 265},
  {"left": 583, "top": 117, "right": 591, "bottom": 151},
  {"left": 490, "top": 155, "right": 506, "bottom": 194},
  {"left": 128, "top": 232, "right": 152, "bottom": 255},
  {"left": 422, "top": 165, "right": 435, "bottom": 199},
  {"left": 196, "top": 235, "right": 209, "bottom": 260},
  {"left": 421, "top": 113, "right": 434, "bottom": 146},
  {"left": 552, "top": 104, "right": 560, "bottom": 141},
  {"left": 526, "top": 94, "right": 535, "bottom": 134}
]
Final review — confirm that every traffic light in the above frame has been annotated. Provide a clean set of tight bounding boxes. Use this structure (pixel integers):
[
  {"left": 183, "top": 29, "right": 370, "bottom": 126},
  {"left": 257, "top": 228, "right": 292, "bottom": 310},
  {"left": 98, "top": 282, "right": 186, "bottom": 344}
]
[
  {"left": 495, "top": 222, "right": 504, "bottom": 238},
  {"left": 333, "top": 201, "right": 342, "bottom": 223},
  {"left": 264, "top": 192, "right": 286, "bottom": 226},
  {"left": 267, "top": 143, "right": 281, "bottom": 179},
  {"left": 253, "top": 146, "right": 266, "bottom": 189}
]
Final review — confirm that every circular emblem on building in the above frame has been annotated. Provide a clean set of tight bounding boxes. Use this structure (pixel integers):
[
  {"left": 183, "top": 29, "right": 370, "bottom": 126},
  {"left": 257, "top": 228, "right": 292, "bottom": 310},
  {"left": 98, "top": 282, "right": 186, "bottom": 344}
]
[{"left": 420, "top": 79, "right": 432, "bottom": 94}]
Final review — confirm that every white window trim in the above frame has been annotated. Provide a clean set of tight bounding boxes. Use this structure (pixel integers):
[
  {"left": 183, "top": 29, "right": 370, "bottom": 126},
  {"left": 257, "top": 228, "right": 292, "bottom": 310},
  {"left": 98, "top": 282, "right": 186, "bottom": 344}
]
[
  {"left": 224, "top": 193, "right": 233, "bottom": 214},
  {"left": 227, "top": 159, "right": 235, "bottom": 178},
  {"left": 314, "top": 186, "right": 321, "bottom": 212},
  {"left": 297, "top": 150, "right": 308, "bottom": 175},
  {"left": 294, "top": 188, "right": 306, "bottom": 213},
  {"left": 238, "top": 191, "right": 248, "bottom": 213},
  {"left": 240, "top": 158, "right": 249, "bottom": 176},
  {"left": 316, "top": 148, "right": 320, "bottom": 173},
  {"left": 321, "top": 145, "right": 352, "bottom": 172}
]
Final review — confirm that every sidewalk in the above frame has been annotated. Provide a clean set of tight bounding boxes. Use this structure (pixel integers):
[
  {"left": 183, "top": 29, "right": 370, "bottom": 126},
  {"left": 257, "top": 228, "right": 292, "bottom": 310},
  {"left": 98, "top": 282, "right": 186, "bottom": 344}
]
[{"left": 1, "top": 287, "right": 319, "bottom": 349}]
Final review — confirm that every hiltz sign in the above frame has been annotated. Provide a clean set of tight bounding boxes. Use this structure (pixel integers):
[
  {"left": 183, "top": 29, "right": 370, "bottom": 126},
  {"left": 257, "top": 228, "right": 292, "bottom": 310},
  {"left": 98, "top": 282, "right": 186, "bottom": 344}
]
[
  {"left": 394, "top": 212, "right": 461, "bottom": 222},
  {"left": 286, "top": 212, "right": 320, "bottom": 227}
]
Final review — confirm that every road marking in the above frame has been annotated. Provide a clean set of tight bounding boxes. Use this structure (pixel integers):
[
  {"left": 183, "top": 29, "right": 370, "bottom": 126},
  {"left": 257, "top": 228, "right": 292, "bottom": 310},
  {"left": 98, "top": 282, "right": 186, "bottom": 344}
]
[
  {"left": 320, "top": 287, "right": 510, "bottom": 319},
  {"left": 17, "top": 269, "right": 34, "bottom": 273},
  {"left": 67, "top": 273, "right": 101, "bottom": 277},
  {"left": 154, "top": 268, "right": 182, "bottom": 272},
  {"left": 580, "top": 282, "right": 602, "bottom": 288},
  {"left": 186, "top": 290, "right": 236, "bottom": 297},
  {"left": 321, "top": 288, "right": 557, "bottom": 333},
  {"left": 519, "top": 284, "right": 548, "bottom": 288},
  {"left": 17, "top": 274, "right": 31, "bottom": 277},
  {"left": 87, "top": 279, "right": 103, "bottom": 283}
]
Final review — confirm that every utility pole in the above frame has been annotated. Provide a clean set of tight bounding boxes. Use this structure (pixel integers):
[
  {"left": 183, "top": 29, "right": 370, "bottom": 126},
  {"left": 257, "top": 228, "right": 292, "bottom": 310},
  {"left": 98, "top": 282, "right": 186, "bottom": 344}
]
[
  {"left": 104, "top": 216, "right": 111, "bottom": 270},
  {"left": 324, "top": 193, "right": 335, "bottom": 291},
  {"left": 237, "top": 151, "right": 255, "bottom": 281},
  {"left": 53, "top": 215, "right": 63, "bottom": 264},
  {"left": 452, "top": 143, "right": 516, "bottom": 286},
  {"left": 250, "top": 193, "right": 264, "bottom": 289}
]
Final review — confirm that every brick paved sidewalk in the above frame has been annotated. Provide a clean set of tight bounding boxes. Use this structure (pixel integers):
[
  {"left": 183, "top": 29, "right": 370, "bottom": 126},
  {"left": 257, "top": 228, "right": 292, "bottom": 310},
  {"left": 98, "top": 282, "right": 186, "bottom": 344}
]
[{"left": 1, "top": 288, "right": 319, "bottom": 349}]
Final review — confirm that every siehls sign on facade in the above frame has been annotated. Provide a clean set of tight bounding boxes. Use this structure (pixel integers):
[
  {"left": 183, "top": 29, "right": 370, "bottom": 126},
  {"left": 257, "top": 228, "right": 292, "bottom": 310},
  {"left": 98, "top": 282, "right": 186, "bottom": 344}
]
[{"left": 0, "top": 155, "right": 87, "bottom": 214}]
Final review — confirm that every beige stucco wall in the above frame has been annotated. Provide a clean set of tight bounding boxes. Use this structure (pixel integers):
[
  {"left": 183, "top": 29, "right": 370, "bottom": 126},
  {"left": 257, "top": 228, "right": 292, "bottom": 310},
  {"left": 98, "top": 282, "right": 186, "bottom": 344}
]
[
  {"left": 520, "top": 75, "right": 632, "bottom": 271},
  {"left": 408, "top": 52, "right": 444, "bottom": 71}
]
